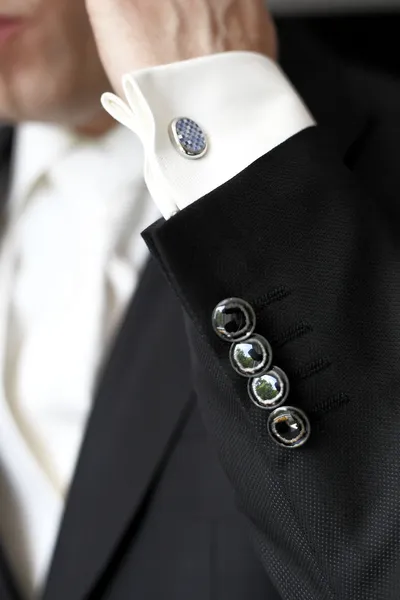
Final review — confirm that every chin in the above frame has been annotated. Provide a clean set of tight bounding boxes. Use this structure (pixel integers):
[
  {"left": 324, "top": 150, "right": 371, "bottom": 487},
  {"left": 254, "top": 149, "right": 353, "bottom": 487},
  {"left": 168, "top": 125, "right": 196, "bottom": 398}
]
[{"left": 0, "top": 82, "right": 96, "bottom": 129}]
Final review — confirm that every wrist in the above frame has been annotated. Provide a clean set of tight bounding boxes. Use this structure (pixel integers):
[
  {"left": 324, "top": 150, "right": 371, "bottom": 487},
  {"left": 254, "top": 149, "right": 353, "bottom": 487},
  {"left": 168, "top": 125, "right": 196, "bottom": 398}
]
[{"left": 86, "top": 0, "right": 277, "bottom": 96}]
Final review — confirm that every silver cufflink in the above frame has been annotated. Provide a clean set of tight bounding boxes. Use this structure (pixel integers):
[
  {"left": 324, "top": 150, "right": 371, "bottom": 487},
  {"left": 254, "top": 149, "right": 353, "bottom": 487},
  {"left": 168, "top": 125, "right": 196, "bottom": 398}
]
[{"left": 169, "top": 117, "right": 208, "bottom": 159}]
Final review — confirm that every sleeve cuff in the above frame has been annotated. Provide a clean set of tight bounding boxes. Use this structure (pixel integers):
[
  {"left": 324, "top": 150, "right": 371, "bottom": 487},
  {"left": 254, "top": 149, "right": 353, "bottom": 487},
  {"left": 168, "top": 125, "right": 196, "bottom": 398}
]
[{"left": 101, "top": 51, "right": 316, "bottom": 219}]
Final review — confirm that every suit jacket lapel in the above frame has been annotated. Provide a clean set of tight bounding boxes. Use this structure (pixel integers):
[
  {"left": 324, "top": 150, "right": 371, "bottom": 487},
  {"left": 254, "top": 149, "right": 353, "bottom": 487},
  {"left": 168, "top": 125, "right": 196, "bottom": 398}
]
[
  {"left": 42, "top": 258, "right": 193, "bottom": 600},
  {"left": 0, "top": 545, "right": 21, "bottom": 600},
  {"left": 0, "top": 126, "right": 14, "bottom": 219},
  {"left": 0, "top": 127, "right": 20, "bottom": 600}
]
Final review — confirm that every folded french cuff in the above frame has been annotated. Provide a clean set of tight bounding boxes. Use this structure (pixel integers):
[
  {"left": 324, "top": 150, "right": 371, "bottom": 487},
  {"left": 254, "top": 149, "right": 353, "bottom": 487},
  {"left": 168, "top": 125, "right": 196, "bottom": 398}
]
[{"left": 101, "top": 51, "right": 316, "bottom": 220}]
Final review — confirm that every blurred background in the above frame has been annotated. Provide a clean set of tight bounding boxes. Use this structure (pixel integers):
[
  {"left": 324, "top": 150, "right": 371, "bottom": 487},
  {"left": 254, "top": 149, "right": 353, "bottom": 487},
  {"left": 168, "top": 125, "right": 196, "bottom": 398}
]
[
  {"left": 269, "top": 0, "right": 400, "bottom": 13},
  {"left": 270, "top": 0, "right": 400, "bottom": 78}
]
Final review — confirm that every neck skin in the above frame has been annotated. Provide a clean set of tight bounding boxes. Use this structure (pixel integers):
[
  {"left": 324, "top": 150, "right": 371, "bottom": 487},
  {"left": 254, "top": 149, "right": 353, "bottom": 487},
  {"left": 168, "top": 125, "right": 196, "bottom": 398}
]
[{"left": 74, "top": 107, "right": 116, "bottom": 138}]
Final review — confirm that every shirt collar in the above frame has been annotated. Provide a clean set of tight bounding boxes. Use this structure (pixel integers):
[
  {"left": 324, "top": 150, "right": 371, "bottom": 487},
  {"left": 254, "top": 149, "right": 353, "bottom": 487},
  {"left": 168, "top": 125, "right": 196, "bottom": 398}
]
[
  {"left": 8, "top": 122, "right": 146, "bottom": 220},
  {"left": 9, "top": 123, "right": 78, "bottom": 218}
]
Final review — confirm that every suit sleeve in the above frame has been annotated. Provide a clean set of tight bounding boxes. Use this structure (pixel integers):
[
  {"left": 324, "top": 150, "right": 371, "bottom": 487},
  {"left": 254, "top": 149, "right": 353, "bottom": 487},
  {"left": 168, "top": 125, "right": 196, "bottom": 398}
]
[{"left": 142, "top": 126, "right": 400, "bottom": 600}]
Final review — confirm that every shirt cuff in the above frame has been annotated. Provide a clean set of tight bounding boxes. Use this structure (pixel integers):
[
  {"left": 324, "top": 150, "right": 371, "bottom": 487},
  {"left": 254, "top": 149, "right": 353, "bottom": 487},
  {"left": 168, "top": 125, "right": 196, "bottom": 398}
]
[{"left": 101, "top": 51, "right": 316, "bottom": 220}]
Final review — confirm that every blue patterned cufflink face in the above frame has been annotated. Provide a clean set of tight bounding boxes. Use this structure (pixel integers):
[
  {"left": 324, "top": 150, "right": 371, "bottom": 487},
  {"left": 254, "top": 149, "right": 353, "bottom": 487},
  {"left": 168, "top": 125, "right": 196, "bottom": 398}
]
[{"left": 169, "top": 117, "right": 208, "bottom": 159}]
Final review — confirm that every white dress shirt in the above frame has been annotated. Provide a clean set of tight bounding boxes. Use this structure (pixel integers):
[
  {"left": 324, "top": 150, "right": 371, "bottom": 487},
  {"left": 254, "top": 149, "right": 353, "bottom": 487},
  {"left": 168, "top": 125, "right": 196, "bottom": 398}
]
[
  {"left": 0, "top": 123, "right": 159, "bottom": 598},
  {"left": 0, "top": 52, "right": 314, "bottom": 599}
]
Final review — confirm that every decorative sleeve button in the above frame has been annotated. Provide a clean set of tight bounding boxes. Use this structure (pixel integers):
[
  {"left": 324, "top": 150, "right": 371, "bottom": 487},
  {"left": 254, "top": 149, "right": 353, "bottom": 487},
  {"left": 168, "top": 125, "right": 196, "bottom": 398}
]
[
  {"left": 248, "top": 366, "right": 289, "bottom": 410},
  {"left": 212, "top": 298, "right": 311, "bottom": 448},
  {"left": 212, "top": 298, "right": 256, "bottom": 342},
  {"left": 229, "top": 334, "right": 273, "bottom": 378},
  {"left": 268, "top": 406, "right": 310, "bottom": 448}
]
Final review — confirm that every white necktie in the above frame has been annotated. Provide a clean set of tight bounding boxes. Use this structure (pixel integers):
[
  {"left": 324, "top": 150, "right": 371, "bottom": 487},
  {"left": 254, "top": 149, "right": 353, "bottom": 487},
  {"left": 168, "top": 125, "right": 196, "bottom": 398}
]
[{"left": 0, "top": 125, "right": 156, "bottom": 598}]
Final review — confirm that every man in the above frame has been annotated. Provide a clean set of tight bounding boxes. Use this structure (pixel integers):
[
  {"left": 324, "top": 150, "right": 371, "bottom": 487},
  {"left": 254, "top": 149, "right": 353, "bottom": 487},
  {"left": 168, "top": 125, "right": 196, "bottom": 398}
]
[{"left": 0, "top": 1, "right": 398, "bottom": 599}]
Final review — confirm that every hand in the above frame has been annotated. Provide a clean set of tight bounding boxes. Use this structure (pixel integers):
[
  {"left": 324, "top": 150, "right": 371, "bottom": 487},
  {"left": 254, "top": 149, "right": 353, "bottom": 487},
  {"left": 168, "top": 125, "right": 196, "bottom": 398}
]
[{"left": 85, "top": 0, "right": 277, "bottom": 94}]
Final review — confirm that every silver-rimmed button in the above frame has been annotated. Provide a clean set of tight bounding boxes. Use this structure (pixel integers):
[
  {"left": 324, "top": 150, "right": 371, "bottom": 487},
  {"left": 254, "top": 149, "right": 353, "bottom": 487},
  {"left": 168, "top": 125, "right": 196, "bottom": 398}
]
[
  {"left": 268, "top": 406, "right": 310, "bottom": 448},
  {"left": 248, "top": 366, "right": 289, "bottom": 410},
  {"left": 169, "top": 117, "right": 208, "bottom": 159},
  {"left": 229, "top": 334, "right": 272, "bottom": 377},
  {"left": 212, "top": 298, "right": 256, "bottom": 342}
]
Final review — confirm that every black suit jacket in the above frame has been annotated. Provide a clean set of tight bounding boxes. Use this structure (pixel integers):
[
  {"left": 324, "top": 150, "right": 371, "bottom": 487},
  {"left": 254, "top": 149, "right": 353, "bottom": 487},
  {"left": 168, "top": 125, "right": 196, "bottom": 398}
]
[{"left": 1, "top": 13, "right": 400, "bottom": 600}]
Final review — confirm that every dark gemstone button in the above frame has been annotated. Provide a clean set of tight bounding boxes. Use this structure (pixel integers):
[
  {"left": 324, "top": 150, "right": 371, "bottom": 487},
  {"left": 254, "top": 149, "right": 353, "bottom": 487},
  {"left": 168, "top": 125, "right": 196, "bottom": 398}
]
[
  {"left": 229, "top": 334, "right": 272, "bottom": 377},
  {"left": 248, "top": 366, "right": 289, "bottom": 410},
  {"left": 268, "top": 406, "right": 310, "bottom": 448},
  {"left": 212, "top": 298, "right": 256, "bottom": 342}
]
